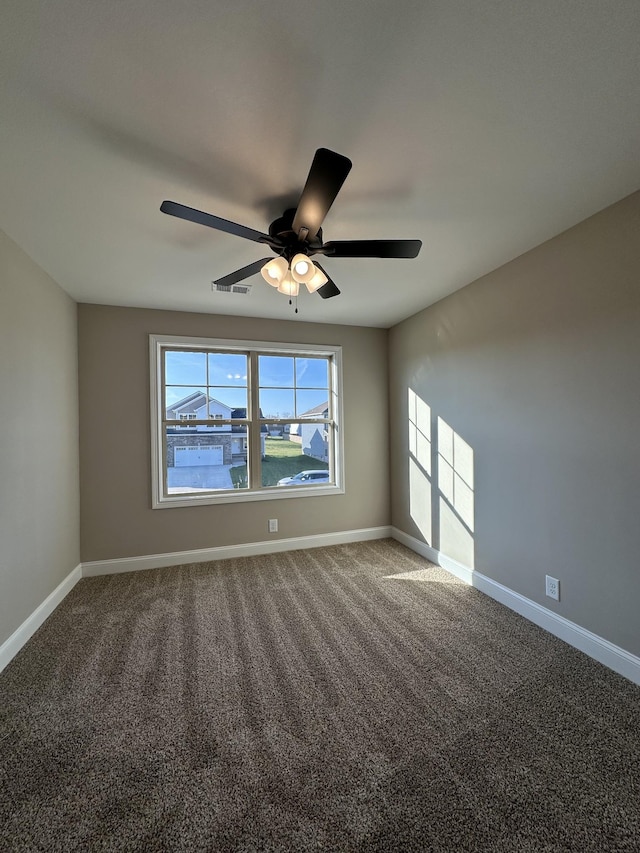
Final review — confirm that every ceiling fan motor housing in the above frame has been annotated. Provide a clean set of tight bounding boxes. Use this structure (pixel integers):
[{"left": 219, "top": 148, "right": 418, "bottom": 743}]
[{"left": 268, "top": 208, "right": 322, "bottom": 259}]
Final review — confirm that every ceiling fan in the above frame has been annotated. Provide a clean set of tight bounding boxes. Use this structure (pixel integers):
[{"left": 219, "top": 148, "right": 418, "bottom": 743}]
[{"left": 160, "top": 148, "right": 422, "bottom": 301}]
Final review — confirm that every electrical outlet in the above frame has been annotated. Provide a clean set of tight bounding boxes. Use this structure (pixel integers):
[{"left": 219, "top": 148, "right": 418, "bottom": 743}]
[
  {"left": 545, "top": 575, "right": 560, "bottom": 601},
  {"left": 268, "top": 519, "right": 278, "bottom": 533}
]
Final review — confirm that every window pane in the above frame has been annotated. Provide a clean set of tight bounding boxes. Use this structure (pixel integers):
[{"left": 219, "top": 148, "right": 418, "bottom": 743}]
[
  {"left": 259, "top": 355, "right": 294, "bottom": 387},
  {"left": 165, "top": 386, "right": 207, "bottom": 418},
  {"left": 164, "top": 427, "right": 249, "bottom": 493},
  {"left": 296, "top": 357, "right": 329, "bottom": 389},
  {"left": 262, "top": 426, "right": 330, "bottom": 488},
  {"left": 296, "top": 390, "right": 329, "bottom": 417},
  {"left": 165, "top": 351, "right": 206, "bottom": 386},
  {"left": 259, "top": 388, "right": 295, "bottom": 419},
  {"left": 207, "top": 388, "right": 248, "bottom": 413},
  {"left": 208, "top": 353, "right": 248, "bottom": 386}
]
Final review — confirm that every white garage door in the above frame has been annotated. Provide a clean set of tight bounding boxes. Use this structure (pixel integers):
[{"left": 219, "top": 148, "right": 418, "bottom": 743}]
[{"left": 174, "top": 445, "right": 223, "bottom": 466}]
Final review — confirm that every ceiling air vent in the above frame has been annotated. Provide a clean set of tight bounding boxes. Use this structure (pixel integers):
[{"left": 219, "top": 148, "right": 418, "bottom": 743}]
[{"left": 211, "top": 282, "right": 252, "bottom": 295}]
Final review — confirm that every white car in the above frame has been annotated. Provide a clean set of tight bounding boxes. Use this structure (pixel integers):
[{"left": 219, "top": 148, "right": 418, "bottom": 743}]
[{"left": 277, "top": 470, "right": 330, "bottom": 486}]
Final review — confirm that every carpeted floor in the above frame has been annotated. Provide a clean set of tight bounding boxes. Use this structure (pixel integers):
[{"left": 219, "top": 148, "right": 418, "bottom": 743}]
[{"left": 1, "top": 539, "right": 639, "bottom": 852}]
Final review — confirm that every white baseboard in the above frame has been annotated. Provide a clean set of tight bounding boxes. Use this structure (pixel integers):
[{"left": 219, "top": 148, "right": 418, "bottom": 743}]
[
  {"left": 0, "top": 564, "right": 82, "bottom": 674},
  {"left": 391, "top": 527, "right": 640, "bottom": 687},
  {"left": 81, "top": 526, "right": 393, "bottom": 577},
  {"left": 391, "top": 527, "right": 474, "bottom": 585}
]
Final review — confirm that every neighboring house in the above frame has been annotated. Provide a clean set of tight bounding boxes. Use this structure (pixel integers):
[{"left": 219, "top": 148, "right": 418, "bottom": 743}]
[
  {"left": 166, "top": 393, "right": 266, "bottom": 466},
  {"left": 290, "top": 402, "right": 329, "bottom": 462},
  {"left": 167, "top": 392, "right": 232, "bottom": 430}
]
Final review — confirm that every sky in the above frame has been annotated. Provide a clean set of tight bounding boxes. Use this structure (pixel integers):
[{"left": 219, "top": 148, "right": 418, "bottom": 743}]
[{"left": 164, "top": 351, "right": 329, "bottom": 418}]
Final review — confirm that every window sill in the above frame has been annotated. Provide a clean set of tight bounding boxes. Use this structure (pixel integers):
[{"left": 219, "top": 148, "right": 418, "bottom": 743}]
[{"left": 152, "top": 482, "right": 345, "bottom": 509}]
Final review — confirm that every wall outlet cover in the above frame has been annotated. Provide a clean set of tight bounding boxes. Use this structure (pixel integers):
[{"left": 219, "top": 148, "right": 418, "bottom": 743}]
[{"left": 545, "top": 575, "right": 560, "bottom": 601}]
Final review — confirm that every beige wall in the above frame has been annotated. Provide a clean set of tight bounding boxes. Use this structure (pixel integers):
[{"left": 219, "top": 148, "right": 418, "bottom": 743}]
[
  {"left": 389, "top": 191, "right": 640, "bottom": 657},
  {"left": 0, "top": 230, "right": 80, "bottom": 647},
  {"left": 78, "top": 305, "right": 389, "bottom": 562}
]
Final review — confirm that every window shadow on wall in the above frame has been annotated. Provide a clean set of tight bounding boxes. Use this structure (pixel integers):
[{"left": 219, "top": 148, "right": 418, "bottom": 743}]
[{"left": 408, "top": 388, "right": 475, "bottom": 569}]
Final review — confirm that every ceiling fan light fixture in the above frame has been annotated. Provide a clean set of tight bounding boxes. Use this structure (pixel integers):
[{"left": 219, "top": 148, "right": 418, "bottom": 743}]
[
  {"left": 305, "top": 267, "right": 329, "bottom": 293},
  {"left": 277, "top": 272, "right": 299, "bottom": 297},
  {"left": 260, "top": 256, "right": 288, "bottom": 286},
  {"left": 290, "top": 253, "right": 317, "bottom": 284}
]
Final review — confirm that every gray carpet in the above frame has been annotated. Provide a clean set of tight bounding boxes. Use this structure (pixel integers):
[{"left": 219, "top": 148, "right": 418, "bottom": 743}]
[{"left": 1, "top": 539, "right": 639, "bottom": 852}]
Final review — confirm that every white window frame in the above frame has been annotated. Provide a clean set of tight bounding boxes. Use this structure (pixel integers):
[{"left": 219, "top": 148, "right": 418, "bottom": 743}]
[{"left": 150, "top": 334, "right": 345, "bottom": 509}]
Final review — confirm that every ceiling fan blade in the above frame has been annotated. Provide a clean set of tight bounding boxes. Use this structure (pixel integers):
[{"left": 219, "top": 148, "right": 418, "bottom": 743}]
[
  {"left": 213, "top": 258, "right": 273, "bottom": 289},
  {"left": 320, "top": 239, "right": 422, "bottom": 259},
  {"left": 161, "top": 200, "right": 277, "bottom": 246},
  {"left": 312, "top": 262, "right": 340, "bottom": 299},
  {"left": 291, "top": 149, "right": 352, "bottom": 241}
]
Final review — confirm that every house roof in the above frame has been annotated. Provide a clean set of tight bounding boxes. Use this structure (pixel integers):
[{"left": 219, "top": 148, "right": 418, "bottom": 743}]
[
  {"left": 299, "top": 402, "right": 329, "bottom": 417},
  {"left": 168, "top": 392, "right": 207, "bottom": 412},
  {"left": 168, "top": 393, "right": 231, "bottom": 414}
]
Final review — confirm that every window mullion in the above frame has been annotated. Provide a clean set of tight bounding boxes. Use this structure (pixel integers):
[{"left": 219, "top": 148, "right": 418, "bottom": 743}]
[
  {"left": 205, "top": 348, "right": 209, "bottom": 416},
  {"left": 248, "top": 351, "right": 261, "bottom": 490}
]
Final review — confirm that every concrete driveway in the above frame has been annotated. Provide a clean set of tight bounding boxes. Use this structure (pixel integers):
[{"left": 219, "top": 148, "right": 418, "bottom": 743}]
[{"left": 167, "top": 464, "right": 234, "bottom": 492}]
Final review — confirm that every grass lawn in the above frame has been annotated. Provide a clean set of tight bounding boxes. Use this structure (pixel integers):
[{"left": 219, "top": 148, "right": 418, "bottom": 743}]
[{"left": 230, "top": 437, "right": 327, "bottom": 488}]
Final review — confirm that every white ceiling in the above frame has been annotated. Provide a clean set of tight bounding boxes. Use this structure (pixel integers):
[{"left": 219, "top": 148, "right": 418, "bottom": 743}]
[{"left": 2, "top": 0, "right": 640, "bottom": 328}]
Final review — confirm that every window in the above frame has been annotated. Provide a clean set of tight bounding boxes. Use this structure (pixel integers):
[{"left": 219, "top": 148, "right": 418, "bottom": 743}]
[
  {"left": 150, "top": 335, "right": 343, "bottom": 508},
  {"left": 177, "top": 413, "right": 197, "bottom": 430}
]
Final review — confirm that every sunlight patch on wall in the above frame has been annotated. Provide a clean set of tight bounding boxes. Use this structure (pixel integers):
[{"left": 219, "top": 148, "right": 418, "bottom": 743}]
[
  {"left": 408, "top": 389, "right": 432, "bottom": 543},
  {"left": 409, "top": 457, "right": 432, "bottom": 544},
  {"left": 408, "top": 388, "right": 431, "bottom": 474},
  {"left": 439, "top": 497, "right": 475, "bottom": 568},
  {"left": 437, "top": 417, "right": 474, "bottom": 533},
  {"left": 407, "top": 387, "right": 475, "bottom": 569}
]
